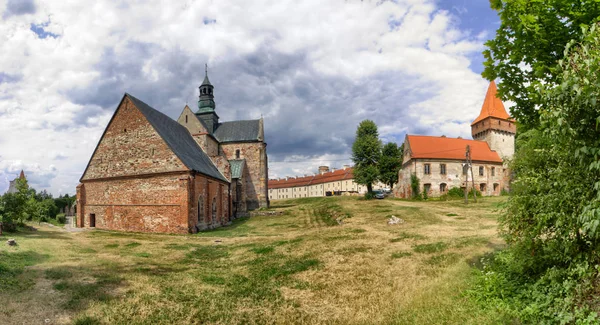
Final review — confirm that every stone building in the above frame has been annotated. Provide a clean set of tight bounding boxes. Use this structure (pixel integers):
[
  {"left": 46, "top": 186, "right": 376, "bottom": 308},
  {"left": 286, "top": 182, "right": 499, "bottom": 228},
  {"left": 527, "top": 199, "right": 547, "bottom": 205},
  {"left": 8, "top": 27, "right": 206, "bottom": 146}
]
[
  {"left": 394, "top": 81, "right": 515, "bottom": 198},
  {"left": 268, "top": 166, "right": 386, "bottom": 200},
  {"left": 76, "top": 71, "right": 269, "bottom": 234},
  {"left": 6, "top": 170, "right": 26, "bottom": 194}
]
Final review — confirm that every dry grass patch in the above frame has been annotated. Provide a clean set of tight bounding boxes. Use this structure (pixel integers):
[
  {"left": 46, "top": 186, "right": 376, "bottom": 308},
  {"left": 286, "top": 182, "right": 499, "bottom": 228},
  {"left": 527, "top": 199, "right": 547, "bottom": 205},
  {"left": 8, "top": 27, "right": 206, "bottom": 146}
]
[{"left": 0, "top": 196, "right": 506, "bottom": 324}]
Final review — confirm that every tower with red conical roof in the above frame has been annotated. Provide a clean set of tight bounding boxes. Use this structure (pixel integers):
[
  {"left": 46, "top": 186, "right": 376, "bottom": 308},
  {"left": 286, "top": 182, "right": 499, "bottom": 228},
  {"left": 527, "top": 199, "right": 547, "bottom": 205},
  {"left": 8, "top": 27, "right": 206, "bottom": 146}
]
[{"left": 471, "top": 81, "right": 515, "bottom": 160}]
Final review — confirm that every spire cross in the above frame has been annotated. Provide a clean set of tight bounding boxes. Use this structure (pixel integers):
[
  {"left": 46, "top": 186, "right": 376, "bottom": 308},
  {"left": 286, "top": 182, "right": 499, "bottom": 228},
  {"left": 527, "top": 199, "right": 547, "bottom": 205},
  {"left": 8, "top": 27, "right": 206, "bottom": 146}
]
[{"left": 205, "top": 63, "right": 208, "bottom": 76}]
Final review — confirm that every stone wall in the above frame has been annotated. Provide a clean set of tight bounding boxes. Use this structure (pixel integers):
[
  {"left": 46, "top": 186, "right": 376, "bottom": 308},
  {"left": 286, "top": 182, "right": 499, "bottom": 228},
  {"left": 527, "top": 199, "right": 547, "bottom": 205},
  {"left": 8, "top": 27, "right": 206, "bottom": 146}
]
[
  {"left": 221, "top": 142, "right": 268, "bottom": 209},
  {"left": 82, "top": 97, "right": 187, "bottom": 180},
  {"left": 394, "top": 159, "right": 505, "bottom": 198}
]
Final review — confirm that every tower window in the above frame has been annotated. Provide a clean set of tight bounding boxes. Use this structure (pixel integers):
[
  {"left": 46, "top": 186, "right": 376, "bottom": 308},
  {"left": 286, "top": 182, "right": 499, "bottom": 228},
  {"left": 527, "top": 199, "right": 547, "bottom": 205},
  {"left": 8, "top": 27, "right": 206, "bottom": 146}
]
[
  {"left": 235, "top": 149, "right": 240, "bottom": 159},
  {"left": 185, "top": 115, "right": 188, "bottom": 123},
  {"left": 498, "top": 120, "right": 501, "bottom": 125}
]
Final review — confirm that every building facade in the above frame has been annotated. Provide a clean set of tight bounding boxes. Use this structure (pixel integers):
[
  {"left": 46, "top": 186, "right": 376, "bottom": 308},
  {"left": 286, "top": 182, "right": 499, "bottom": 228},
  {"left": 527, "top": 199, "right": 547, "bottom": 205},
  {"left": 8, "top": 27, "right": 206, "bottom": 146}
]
[
  {"left": 76, "top": 71, "right": 269, "bottom": 234},
  {"left": 394, "top": 81, "right": 515, "bottom": 198},
  {"left": 268, "top": 166, "right": 386, "bottom": 200}
]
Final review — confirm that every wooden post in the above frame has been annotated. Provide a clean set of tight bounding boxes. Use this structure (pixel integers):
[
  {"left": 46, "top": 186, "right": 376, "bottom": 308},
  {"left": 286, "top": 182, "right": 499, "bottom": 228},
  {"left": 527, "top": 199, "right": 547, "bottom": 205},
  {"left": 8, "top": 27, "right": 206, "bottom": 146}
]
[
  {"left": 468, "top": 145, "right": 477, "bottom": 203},
  {"left": 464, "top": 146, "right": 469, "bottom": 204}
]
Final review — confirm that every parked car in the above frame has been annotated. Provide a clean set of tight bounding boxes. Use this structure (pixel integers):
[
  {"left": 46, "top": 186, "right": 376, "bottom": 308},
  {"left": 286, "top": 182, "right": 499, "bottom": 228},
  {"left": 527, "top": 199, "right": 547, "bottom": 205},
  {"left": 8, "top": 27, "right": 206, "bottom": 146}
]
[{"left": 375, "top": 191, "right": 385, "bottom": 199}]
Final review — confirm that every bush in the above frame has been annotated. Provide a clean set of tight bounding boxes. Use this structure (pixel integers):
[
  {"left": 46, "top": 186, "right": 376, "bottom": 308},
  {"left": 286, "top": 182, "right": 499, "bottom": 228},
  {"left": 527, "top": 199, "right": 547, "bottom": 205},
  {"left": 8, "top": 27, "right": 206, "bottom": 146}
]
[
  {"left": 56, "top": 213, "right": 66, "bottom": 224},
  {"left": 447, "top": 187, "right": 464, "bottom": 198},
  {"left": 363, "top": 192, "right": 375, "bottom": 200}
]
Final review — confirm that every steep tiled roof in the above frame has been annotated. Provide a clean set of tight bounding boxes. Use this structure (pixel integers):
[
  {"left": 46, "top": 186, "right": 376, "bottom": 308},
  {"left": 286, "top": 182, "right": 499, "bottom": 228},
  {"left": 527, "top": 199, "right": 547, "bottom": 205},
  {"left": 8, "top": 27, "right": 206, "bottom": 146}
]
[
  {"left": 471, "top": 81, "right": 511, "bottom": 125},
  {"left": 268, "top": 168, "right": 354, "bottom": 189},
  {"left": 213, "top": 120, "right": 260, "bottom": 143},
  {"left": 229, "top": 159, "right": 245, "bottom": 179},
  {"left": 406, "top": 135, "right": 502, "bottom": 163},
  {"left": 126, "top": 93, "right": 229, "bottom": 183}
]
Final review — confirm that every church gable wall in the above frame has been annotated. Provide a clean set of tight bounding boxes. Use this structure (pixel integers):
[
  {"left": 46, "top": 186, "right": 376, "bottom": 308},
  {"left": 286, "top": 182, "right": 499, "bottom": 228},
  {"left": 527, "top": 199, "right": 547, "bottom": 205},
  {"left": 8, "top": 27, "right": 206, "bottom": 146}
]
[
  {"left": 177, "top": 107, "right": 219, "bottom": 156},
  {"left": 82, "top": 97, "right": 187, "bottom": 181}
]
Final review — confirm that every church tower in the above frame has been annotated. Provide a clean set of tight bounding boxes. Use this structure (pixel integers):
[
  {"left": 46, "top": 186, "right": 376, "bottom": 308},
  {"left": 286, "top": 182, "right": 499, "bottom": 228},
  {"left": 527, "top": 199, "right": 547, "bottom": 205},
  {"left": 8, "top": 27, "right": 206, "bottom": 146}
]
[
  {"left": 471, "top": 81, "right": 515, "bottom": 160},
  {"left": 195, "top": 64, "right": 219, "bottom": 133}
]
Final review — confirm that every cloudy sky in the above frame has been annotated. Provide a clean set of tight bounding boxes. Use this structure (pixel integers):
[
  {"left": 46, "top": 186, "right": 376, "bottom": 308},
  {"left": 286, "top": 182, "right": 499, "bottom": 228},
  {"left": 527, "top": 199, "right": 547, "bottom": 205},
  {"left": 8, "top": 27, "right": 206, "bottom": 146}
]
[{"left": 0, "top": 0, "right": 500, "bottom": 195}]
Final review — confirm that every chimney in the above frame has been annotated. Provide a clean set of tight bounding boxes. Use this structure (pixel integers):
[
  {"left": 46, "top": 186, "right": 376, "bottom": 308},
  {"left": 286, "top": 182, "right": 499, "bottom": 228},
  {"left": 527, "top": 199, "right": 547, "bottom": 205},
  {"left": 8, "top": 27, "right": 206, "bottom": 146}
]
[
  {"left": 318, "top": 166, "right": 330, "bottom": 174},
  {"left": 441, "top": 135, "right": 446, "bottom": 138},
  {"left": 343, "top": 165, "right": 350, "bottom": 170}
]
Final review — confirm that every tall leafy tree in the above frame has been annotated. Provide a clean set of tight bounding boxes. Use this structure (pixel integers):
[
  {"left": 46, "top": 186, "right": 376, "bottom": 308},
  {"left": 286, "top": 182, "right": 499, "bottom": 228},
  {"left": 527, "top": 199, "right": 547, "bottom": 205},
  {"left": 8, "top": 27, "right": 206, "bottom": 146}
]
[
  {"left": 483, "top": 0, "right": 600, "bottom": 129},
  {"left": 351, "top": 120, "right": 381, "bottom": 194},
  {"left": 378, "top": 142, "right": 403, "bottom": 189},
  {"left": 475, "top": 23, "right": 600, "bottom": 322}
]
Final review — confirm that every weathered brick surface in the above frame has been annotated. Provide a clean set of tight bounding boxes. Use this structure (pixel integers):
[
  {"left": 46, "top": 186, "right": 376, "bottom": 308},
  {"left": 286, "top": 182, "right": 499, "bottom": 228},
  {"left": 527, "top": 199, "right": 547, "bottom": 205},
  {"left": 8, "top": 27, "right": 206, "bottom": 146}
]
[
  {"left": 190, "top": 174, "right": 230, "bottom": 231},
  {"left": 79, "top": 173, "right": 189, "bottom": 233},
  {"left": 82, "top": 97, "right": 187, "bottom": 180}
]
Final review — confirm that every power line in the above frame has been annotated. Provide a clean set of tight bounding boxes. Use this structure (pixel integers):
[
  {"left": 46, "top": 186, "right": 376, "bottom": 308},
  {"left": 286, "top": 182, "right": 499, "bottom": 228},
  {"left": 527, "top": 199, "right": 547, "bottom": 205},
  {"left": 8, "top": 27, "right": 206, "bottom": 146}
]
[{"left": 269, "top": 157, "right": 353, "bottom": 163}]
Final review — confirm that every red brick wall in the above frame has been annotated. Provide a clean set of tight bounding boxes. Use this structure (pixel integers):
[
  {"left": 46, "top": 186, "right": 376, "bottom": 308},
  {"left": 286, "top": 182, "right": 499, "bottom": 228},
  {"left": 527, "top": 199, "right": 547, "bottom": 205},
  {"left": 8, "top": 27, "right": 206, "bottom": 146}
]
[
  {"left": 79, "top": 173, "right": 190, "bottom": 234},
  {"left": 82, "top": 97, "right": 187, "bottom": 181},
  {"left": 190, "top": 174, "right": 230, "bottom": 231}
]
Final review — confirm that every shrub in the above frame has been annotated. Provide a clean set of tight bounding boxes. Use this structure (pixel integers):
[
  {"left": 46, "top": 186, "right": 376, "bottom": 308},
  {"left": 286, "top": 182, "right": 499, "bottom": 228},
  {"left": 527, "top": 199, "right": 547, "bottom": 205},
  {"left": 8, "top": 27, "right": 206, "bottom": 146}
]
[
  {"left": 363, "top": 192, "right": 375, "bottom": 200},
  {"left": 410, "top": 174, "right": 420, "bottom": 199}
]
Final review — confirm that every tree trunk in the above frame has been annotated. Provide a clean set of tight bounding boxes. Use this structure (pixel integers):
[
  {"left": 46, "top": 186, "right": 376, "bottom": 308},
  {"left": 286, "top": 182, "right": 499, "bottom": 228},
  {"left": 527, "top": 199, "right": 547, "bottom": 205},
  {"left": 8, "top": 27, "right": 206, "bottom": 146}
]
[{"left": 367, "top": 183, "right": 373, "bottom": 193}]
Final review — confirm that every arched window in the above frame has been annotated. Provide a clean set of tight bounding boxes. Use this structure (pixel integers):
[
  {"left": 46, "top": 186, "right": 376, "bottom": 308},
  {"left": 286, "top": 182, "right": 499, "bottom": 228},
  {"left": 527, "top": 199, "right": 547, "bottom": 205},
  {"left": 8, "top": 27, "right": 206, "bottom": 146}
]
[
  {"left": 198, "top": 196, "right": 204, "bottom": 223},
  {"left": 480, "top": 183, "right": 487, "bottom": 192},
  {"left": 235, "top": 149, "right": 240, "bottom": 159},
  {"left": 440, "top": 183, "right": 447, "bottom": 192}
]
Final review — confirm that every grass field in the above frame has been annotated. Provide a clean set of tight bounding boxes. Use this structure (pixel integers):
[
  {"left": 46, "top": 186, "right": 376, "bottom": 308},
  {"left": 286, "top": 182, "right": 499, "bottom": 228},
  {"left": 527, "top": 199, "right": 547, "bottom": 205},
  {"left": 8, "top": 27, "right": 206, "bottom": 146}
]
[{"left": 0, "top": 196, "right": 506, "bottom": 324}]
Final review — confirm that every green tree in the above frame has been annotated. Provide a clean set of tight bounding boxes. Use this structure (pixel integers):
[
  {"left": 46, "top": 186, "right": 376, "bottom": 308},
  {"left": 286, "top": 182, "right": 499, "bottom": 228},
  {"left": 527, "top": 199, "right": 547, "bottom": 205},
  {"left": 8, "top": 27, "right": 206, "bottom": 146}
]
[
  {"left": 351, "top": 120, "right": 381, "bottom": 194},
  {"left": 475, "top": 23, "right": 600, "bottom": 322},
  {"left": 0, "top": 178, "right": 30, "bottom": 230},
  {"left": 378, "top": 142, "right": 403, "bottom": 189},
  {"left": 483, "top": 0, "right": 600, "bottom": 129}
]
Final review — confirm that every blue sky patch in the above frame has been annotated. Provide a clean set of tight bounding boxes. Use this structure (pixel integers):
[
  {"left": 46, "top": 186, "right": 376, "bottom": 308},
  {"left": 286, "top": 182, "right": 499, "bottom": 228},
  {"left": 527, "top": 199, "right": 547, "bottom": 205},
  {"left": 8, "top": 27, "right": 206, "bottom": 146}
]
[
  {"left": 203, "top": 17, "right": 217, "bottom": 25},
  {"left": 30, "top": 22, "right": 59, "bottom": 39}
]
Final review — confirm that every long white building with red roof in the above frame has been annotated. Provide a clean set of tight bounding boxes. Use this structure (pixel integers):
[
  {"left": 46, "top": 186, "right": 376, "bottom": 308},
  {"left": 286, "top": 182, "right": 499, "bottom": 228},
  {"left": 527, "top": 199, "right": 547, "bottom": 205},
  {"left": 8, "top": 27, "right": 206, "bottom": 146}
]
[{"left": 268, "top": 166, "right": 386, "bottom": 200}]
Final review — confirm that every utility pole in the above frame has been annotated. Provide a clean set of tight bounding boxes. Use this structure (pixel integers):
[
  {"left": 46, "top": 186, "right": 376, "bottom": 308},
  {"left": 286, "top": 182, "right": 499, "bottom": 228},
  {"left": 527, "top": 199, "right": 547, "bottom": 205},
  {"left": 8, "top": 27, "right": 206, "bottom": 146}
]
[
  {"left": 464, "top": 146, "right": 469, "bottom": 204},
  {"left": 468, "top": 145, "right": 477, "bottom": 203}
]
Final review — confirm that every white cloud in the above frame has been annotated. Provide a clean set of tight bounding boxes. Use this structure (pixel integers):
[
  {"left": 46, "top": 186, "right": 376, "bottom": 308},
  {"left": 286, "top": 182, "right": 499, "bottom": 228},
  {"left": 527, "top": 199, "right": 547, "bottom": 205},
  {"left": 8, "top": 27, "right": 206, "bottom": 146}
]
[{"left": 0, "top": 0, "right": 493, "bottom": 193}]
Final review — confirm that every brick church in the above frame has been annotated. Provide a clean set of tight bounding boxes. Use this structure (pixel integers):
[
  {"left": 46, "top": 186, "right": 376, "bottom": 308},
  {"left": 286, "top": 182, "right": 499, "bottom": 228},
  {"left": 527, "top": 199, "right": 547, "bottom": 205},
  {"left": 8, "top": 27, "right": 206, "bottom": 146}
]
[
  {"left": 76, "top": 70, "right": 269, "bottom": 234},
  {"left": 394, "top": 81, "right": 515, "bottom": 198}
]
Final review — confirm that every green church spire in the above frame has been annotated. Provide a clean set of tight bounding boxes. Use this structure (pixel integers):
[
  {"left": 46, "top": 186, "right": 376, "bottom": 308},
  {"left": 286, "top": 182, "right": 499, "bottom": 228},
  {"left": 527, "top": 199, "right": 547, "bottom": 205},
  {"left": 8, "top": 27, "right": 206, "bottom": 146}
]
[{"left": 198, "top": 63, "right": 215, "bottom": 113}]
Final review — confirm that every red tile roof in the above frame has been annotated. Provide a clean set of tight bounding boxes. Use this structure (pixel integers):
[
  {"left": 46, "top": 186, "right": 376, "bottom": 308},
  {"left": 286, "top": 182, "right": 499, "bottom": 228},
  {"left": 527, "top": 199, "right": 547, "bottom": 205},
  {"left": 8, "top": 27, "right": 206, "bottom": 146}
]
[
  {"left": 268, "top": 168, "right": 354, "bottom": 189},
  {"left": 406, "top": 135, "right": 502, "bottom": 163},
  {"left": 471, "top": 81, "right": 511, "bottom": 125}
]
